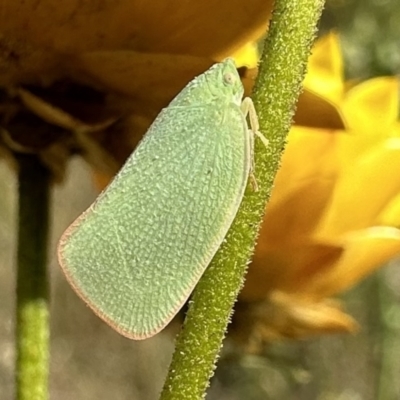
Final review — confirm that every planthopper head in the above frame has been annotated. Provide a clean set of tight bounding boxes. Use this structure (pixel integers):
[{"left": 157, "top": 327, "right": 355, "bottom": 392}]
[
  {"left": 204, "top": 58, "right": 244, "bottom": 106},
  {"left": 169, "top": 58, "right": 244, "bottom": 108}
]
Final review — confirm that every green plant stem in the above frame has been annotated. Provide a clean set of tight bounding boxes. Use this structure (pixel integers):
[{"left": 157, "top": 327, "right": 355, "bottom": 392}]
[
  {"left": 159, "top": 1, "right": 325, "bottom": 399},
  {"left": 15, "top": 155, "right": 50, "bottom": 400}
]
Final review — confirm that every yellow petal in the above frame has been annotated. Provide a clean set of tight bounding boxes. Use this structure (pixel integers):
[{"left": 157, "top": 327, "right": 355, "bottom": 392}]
[
  {"left": 232, "top": 291, "right": 358, "bottom": 350},
  {"left": 307, "top": 227, "right": 400, "bottom": 298},
  {"left": 243, "top": 242, "right": 343, "bottom": 301},
  {"left": 263, "top": 126, "right": 339, "bottom": 243},
  {"left": 230, "top": 41, "right": 259, "bottom": 68},
  {"left": 304, "top": 32, "right": 344, "bottom": 103},
  {"left": 268, "top": 291, "right": 358, "bottom": 336},
  {"left": 0, "top": 0, "right": 272, "bottom": 85},
  {"left": 317, "top": 138, "right": 400, "bottom": 237},
  {"left": 295, "top": 89, "right": 345, "bottom": 130},
  {"left": 71, "top": 52, "right": 214, "bottom": 101},
  {"left": 378, "top": 192, "right": 400, "bottom": 227},
  {"left": 342, "top": 77, "right": 399, "bottom": 136}
]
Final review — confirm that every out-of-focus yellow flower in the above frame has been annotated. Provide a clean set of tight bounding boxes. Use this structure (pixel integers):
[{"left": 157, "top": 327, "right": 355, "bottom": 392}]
[
  {"left": 233, "top": 33, "right": 400, "bottom": 351},
  {"left": 0, "top": 0, "right": 272, "bottom": 179}
]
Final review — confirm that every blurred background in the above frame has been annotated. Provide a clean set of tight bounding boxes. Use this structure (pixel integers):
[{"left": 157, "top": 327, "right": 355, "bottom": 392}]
[{"left": 1, "top": 0, "right": 400, "bottom": 399}]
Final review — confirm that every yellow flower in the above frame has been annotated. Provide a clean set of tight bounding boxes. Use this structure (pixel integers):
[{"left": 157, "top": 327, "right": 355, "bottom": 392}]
[
  {"left": 233, "top": 33, "right": 400, "bottom": 350},
  {"left": 0, "top": 0, "right": 273, "bottom": 179}
]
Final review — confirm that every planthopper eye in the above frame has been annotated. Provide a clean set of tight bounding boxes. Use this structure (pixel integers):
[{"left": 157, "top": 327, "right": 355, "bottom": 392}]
[{"left": 223, "top": 72, "right": 236, "bottom": 85}]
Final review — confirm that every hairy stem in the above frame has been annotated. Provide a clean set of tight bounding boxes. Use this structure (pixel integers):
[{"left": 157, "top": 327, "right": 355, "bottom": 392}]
[{"left": 160, "top": 1, "right": 326, "bottom": 399}]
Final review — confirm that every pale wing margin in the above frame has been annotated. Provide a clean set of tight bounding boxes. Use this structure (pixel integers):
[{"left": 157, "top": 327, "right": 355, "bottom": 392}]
[{"left": 59, "top": 102, "right": 251, "bottom": 339}]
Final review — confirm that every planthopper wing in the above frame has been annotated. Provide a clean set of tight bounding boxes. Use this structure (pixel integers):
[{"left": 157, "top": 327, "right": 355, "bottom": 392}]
[{"left": 58, "top": 59, "right": 253, "bottom": 339}]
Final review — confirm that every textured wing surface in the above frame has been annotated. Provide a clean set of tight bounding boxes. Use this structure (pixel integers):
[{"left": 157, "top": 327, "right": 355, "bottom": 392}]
[{"left": 59, "top": 102, "right": 250, "bottom": 339}]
